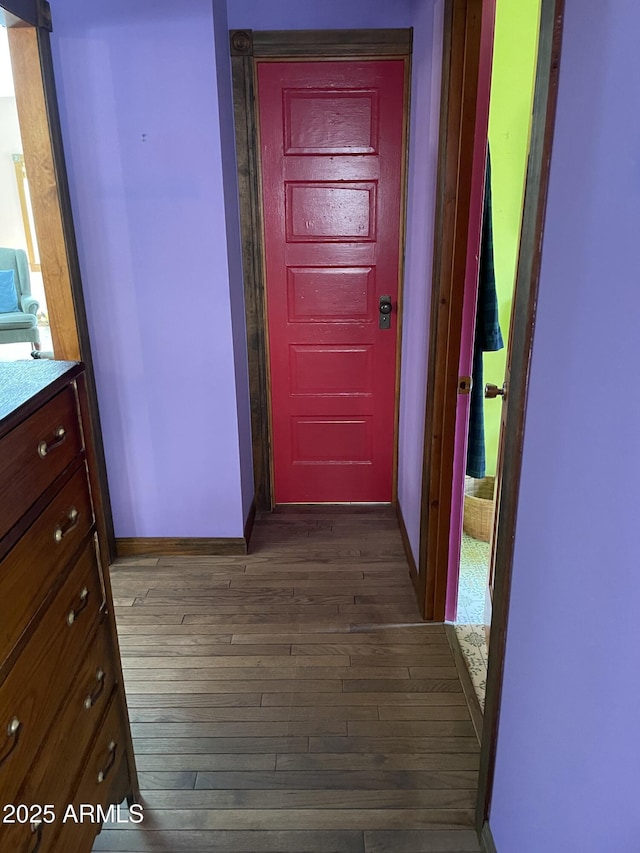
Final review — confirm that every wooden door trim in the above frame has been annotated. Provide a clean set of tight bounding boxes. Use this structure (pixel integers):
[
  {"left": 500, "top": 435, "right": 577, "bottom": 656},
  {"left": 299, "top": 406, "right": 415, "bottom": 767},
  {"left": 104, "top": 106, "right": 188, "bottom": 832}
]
[
  {"left": 9, "top": 27, "right": 81, "bottom": 362},
  {"left": 230, "top": 28, "right": 413, "bottom": 511},
  {"left": 4, "top": 6, "right": 116, "bottom": 561},
  {"left": 417, "top": 0, "right": 485, "bottom": 621},
  {"left": 477, "top": 0, "right": 565, "bottom": 831},
  {"left": 249, "top": 28, "right": 412, "bottom": 58},
  {"left": 412, "top": 0, "right": 564, "bottom": 833}
]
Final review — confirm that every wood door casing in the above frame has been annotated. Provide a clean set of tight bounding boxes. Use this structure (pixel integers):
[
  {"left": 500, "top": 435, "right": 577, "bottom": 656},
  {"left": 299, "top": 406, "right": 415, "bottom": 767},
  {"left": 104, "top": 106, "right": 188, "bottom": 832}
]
[
  {"left": 2, "top": 5, "right": 116, "bottom": 561},
  {"left": 257, "top": 60, "right": 406, "bottom": 503},
  {"left": 418, "top": 0, "right": 487, "bottom": 621}
]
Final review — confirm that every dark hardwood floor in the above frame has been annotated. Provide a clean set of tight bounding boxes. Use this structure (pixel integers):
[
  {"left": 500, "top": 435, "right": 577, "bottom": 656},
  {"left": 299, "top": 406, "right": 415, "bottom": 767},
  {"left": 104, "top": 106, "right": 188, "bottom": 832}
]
[{"left": 93, "top": 508, "right": 481, "bottom": 852}]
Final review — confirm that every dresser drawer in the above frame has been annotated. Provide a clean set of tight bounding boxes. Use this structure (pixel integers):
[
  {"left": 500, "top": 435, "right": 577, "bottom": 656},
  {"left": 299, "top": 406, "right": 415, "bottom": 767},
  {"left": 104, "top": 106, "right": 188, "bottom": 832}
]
[
  {"left": 0, "top": 540, "right": 104, "bottom": 803},
  {"left": 19, "top": 620, "right": 117, "bottom": 803},
  {"left": 0, "top": 801, "right": 105, "bottom": 853},
  {"left": 0, "top": 385, "right": 84, "bottom": 543},
  {"left": 48, "top": 619, "right": 118, "bottom": 782},
  {"left": 0, "top": 465, "right": 94, "bottom": 668},
  {"left": 0, "top": 812, "right": 50, "bottom": 853},
  {"left": 7, "top": 621, "right": 118, "bottom": 853},
  {"left": 77, "top": 691, "right": 129, "bottom": 805},
  {"left": 51, "top": 692, "right": 131, "bottom": 853}
]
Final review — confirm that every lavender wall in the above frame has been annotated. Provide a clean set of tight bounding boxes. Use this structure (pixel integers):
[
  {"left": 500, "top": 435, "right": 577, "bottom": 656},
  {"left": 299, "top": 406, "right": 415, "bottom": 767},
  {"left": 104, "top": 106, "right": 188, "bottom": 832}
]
[
  {"left": 397, "top": 0, "right": 443, "bottom": 564},
  {"left": 491, "top": 1, "right": 640, "bottom": 848},
  {"left": 50, "top": 0, "right": 249, "bottom": 537},
  {"left": 227, "top": 0, "right": 412, "bottom": 30}
]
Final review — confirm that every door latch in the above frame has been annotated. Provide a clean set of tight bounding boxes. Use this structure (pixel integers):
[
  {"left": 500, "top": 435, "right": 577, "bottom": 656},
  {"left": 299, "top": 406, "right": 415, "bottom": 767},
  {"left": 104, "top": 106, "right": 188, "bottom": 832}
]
[{"left": 379, "top": 295, "right": 393, "bottom": 330}]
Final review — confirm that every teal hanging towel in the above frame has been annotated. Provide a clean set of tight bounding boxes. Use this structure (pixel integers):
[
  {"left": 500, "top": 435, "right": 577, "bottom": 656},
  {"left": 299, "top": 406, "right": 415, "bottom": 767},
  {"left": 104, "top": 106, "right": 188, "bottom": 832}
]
[{"left": 466, "top": 147, "right": 504, "bottom": 479}]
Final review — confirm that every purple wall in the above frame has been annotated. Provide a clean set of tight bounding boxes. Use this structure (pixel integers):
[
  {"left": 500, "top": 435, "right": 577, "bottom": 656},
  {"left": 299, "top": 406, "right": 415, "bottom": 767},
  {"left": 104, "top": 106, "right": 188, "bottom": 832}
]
[
  {"left": 227, "top": 0, "right": 412, "bottom": 30},
  {"left": 50, "top": 0, "right": 249, "bottom": 537},
  {"left": 491, "top": 1, "right": 640, "bottom": 848},
  {"left": 397, "top": 0, "right": 443, "bottom": 564}
]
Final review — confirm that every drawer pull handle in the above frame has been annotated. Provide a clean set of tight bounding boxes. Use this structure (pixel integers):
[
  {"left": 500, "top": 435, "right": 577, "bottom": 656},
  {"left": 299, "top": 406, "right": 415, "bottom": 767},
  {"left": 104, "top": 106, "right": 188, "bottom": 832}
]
[
  {"left": 37, "top": 425, "right": 66, "bottom": 458},
  {"left": 27, "top": 819, "right": 43, "bottom": 853},
  {"left": 54, "top": 507, "right": 79, "bottom": 543},
  {"left": 84, "top": 669, "right": 106, "bottom": 710},
  {"left": 66, "top": 587, "right": 89, "bottom": 626},
  {"left": 97, "top": 740, "right": 117, "bottom": 784},
  {"left": 0, "top": 717, "right": 21, "bottom": 768}
]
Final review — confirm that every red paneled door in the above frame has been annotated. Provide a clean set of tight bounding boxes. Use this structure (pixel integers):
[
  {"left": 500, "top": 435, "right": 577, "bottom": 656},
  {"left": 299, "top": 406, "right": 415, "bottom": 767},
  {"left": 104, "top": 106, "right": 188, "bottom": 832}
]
[{"left": 257, "top": 60, "right": 406, "bottom": 503}]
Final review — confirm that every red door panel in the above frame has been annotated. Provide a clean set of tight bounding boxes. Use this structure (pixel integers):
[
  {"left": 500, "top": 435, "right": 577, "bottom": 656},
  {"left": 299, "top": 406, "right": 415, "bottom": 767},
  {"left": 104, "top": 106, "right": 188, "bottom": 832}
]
[{"left": 257, "top": 60, "right": 405, "bottom": 503}]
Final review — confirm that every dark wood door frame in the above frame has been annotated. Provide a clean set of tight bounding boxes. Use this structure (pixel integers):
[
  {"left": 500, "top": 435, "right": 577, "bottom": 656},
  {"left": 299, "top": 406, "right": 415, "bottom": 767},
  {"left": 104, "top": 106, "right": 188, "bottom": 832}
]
[
  {"left": 417, "top": 0, "right": 487, "bottom": 622},
  {"left": 230, "top": 28, "right": 413, "bottom": 511},
  {"left": 2, "top": 0, "right": 116, "bottom": 562},
  {"left": 477, "top": 0, "right": 565, "bottom": 839},
  {"left": 412, "top": 0, "right": 565, "bottom": 841},
  {"left": 418, "top": 0, "right": 565, "bottom": 624}
]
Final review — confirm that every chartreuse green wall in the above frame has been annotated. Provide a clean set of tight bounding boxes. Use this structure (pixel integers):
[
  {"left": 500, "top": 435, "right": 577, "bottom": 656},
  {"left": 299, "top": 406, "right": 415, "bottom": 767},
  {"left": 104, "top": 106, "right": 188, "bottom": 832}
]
[{"left": 483, "top": 0, "right": 541, "bottom": 474}]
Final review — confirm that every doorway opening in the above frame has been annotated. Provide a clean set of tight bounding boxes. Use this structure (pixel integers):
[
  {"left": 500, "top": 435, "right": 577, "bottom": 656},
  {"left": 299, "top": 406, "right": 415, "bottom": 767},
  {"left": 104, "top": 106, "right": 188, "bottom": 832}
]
[
  {"left": 230, "top": 28, "right": 412, "bottom": 511},
  {"left": 414, "top": 0, "right": 564, "bottom": 837},
  {"left": 453, "top": 0, "right": 543, "bottom": 711},
  {"left": 0, "top": 24, "right": 53, "bottom": 360}
]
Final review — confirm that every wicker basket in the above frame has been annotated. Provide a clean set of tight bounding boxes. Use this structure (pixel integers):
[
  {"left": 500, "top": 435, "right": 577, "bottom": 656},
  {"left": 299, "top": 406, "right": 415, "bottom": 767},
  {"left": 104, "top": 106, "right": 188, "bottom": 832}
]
[{"left": 463, "top": 476, "right": 495, "bottom": 542}]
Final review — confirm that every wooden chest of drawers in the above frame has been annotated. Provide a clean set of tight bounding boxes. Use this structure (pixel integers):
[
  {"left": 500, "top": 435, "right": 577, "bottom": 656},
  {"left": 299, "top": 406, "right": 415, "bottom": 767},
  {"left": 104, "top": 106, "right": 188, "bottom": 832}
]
[{"left": 0, "top": 361, "right": 138, "bottom": 852}]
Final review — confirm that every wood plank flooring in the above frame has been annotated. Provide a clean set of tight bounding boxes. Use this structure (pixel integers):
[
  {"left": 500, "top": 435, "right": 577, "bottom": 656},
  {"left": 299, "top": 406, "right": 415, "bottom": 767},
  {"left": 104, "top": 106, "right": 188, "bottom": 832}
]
[{"left": 93, "top": 509, "right": 481, "bottom": 853}]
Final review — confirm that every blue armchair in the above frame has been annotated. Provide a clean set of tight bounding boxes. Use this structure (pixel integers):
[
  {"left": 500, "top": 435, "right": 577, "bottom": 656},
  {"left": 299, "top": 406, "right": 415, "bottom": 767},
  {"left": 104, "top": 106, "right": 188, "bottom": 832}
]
[{"left": 0, "top": 247, "right": 40, "bottom": 350}]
